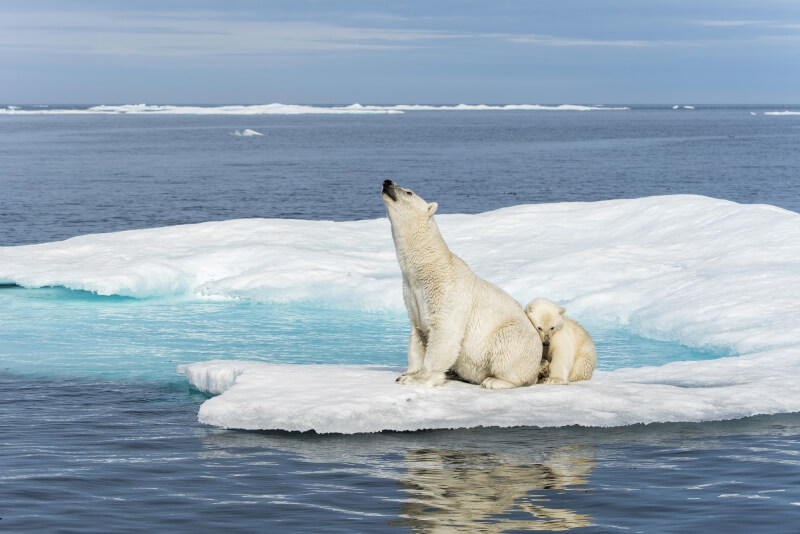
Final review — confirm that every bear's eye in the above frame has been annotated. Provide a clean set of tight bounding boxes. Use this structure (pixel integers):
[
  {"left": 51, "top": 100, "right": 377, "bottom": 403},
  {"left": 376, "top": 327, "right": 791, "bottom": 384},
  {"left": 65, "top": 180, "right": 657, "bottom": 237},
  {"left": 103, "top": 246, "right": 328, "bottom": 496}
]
[
  {"left": 550, "top": 327, "right": 555, "bottom": 331},
  {"left": 406, "top": 191, "right": 413, "bottom": 196},
  {"left": 537, "top": 327, "right": 542, "bottom": 331}
]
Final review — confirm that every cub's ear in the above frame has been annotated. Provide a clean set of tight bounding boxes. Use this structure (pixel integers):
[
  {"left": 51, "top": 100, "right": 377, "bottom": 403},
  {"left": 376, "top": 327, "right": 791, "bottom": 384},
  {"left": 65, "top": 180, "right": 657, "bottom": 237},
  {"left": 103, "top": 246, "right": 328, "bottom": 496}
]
[
  {"left": 427, "top": 202, "right": 438, "bottom": 216},
  {"left": 558, "top": 306, "right": 566, "bottom": 315}
]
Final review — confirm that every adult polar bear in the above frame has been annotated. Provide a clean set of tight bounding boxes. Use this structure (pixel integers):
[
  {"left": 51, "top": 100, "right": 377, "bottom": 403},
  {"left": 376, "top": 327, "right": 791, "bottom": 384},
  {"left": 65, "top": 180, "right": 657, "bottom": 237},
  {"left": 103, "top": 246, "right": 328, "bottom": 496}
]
[{"left": 382, "top": 180, "right": 542, "bottom": 389}]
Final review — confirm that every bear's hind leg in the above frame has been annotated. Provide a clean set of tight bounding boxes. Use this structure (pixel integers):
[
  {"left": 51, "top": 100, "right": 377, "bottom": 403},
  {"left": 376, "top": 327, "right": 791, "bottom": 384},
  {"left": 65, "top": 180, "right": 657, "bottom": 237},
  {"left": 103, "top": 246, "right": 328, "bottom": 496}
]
[
  {"left": 480, "top": 377, "right": 517, "bottom": 389},
  {"left": 483, "top": 322, "right": 542, "bottom": 389},
  {"left": 568, "top": 343, "right": 597, "bottom": 382}
]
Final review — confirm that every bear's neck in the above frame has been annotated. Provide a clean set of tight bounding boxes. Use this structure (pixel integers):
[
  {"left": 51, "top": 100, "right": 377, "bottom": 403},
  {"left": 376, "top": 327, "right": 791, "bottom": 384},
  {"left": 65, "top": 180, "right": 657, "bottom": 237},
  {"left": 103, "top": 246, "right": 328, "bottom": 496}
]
[{"left": 391, "top": 217, "right": 452, "bottom": 274}]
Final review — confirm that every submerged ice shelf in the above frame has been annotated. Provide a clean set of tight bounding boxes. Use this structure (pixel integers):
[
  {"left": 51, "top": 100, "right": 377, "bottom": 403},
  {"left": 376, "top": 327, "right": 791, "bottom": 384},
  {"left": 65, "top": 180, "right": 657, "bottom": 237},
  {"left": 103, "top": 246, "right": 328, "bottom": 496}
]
[
  {"left": 0, "top": 285, "right": 725, "bottom": 382},
  {"left": 2, "top": 195, "right": 800, "bottom": 432}
]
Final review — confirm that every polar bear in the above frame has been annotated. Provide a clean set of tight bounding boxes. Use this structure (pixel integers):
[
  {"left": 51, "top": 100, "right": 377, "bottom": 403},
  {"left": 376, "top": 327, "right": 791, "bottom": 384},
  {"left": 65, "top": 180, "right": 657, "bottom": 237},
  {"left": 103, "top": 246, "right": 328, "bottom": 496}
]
[
  {"left": 382, "top": 180, "right": 542, "bottom": 389},
  {"left": 524, "top": 298, "right": 596, "bottom": 384}
]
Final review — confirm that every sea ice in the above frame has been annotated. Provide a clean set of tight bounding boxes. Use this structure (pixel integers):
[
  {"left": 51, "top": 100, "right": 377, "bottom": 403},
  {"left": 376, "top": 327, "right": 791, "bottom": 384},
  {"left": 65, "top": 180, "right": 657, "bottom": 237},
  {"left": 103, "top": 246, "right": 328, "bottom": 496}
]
[
  {"left": 2, "top": 195, "right": 800, "bottom": 432},
  {"left": 233, "top": 129, "right": 263, "bottom": 136},
  {"left": 178, "top": 349, "right": 800, "bottom": 433}
]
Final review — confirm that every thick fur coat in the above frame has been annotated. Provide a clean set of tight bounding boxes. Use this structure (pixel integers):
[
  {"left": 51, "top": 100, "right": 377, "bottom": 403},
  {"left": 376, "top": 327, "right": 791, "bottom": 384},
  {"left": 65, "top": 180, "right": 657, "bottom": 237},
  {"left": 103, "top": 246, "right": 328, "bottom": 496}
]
[
  {"left": 382, "top": 180, "right": 542, "bottom": 389},
  {"left": 525, "top": 297, "right": 596, "bottom": 384}
]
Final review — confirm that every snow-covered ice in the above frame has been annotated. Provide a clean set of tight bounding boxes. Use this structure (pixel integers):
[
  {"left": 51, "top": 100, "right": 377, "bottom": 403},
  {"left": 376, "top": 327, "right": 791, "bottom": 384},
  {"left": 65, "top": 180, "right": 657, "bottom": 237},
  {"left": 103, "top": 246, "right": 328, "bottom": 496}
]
[
  {"left": 178, "top": 351, "right": 800, "bottom": 433},
  {"left": 2, "top": 195, "right": 799, "bottom": 432}
]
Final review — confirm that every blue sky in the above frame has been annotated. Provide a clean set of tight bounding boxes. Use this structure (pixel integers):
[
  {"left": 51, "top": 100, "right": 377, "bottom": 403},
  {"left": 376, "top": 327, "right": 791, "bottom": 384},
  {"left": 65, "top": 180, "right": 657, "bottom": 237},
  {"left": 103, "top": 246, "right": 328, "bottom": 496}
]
[{"left": 2, "top": 0, "right": 799, "bottom": 104}]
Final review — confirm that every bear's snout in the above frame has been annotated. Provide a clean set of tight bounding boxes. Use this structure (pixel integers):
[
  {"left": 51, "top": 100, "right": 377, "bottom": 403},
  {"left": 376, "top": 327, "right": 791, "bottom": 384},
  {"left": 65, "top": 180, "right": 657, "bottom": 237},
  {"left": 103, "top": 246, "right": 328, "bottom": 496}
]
[
  {"left": 382, "top": 180, "right": 397, "bottom": 201},
  {"left": 543, "top": 340, "right": 550, "bottom": 347}
]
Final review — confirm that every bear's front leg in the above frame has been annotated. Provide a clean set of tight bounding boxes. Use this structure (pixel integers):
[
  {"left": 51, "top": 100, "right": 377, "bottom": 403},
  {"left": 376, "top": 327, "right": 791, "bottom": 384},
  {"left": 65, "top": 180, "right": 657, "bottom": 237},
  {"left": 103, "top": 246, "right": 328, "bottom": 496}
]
[
  {"left": 397, "top": 323, "right": 461, "bottom": 388},
  {"left": 542, "top": 341, "right": 573, "bottom": 385},
  {"left": 398, "top": 327, "right": 426, "bottom": 380}
]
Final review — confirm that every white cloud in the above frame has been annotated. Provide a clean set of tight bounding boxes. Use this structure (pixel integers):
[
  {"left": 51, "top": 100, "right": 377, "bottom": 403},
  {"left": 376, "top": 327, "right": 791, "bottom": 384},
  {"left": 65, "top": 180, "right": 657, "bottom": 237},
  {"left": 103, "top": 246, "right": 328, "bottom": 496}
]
[
  {"left": 0, "top": 10, "right": 467, "bottom": 58},
  {"left": 691, "top": 20, "right": 775, "bottom": 27},
  {"left": 506, "top": 35, "right": 651, "bottom": 47},
  {"left": 691, "top": 19, "right": 800, "bottom": 30}
]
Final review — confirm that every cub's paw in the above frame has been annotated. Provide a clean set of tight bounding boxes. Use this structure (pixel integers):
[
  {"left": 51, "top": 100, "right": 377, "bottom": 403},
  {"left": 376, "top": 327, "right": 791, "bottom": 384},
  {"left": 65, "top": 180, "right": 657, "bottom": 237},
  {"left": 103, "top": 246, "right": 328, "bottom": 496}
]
[
  {"left": 542, "top": 376, "right": 569, "bottom": 385},
  {"left": 538, "top": 360, "right": 550, "bottom": 380},
  {"left": 396, "top": 372, "right": 446, "bottom": 388},
  {"left": 480, "top": 377, "right": 516, "bottom": 390}
]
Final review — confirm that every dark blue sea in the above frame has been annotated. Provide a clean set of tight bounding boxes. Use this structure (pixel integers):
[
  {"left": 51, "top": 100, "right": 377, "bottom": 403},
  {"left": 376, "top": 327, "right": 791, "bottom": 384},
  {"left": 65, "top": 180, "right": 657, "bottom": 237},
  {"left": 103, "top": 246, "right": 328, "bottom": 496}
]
[{"left": 1, "top": 104, "right": 799, "bottom": 532}]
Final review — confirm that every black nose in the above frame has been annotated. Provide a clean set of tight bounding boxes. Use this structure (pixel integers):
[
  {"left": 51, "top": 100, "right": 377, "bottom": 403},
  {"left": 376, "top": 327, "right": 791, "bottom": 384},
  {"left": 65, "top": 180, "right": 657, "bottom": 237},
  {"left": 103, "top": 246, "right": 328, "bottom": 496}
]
[
  {"left": 383, "top": 180, "right": 393, "bottom": 187},
  {"left": 543, "top": 341, "right": 550, "bottom": 347}
]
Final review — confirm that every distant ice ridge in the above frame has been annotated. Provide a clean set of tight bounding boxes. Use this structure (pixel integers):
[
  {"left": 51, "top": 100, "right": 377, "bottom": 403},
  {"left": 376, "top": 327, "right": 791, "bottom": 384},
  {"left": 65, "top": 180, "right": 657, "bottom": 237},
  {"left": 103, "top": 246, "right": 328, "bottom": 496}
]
[
  {"left": 342, "top": 103, "right": 629, "bottom": 112},
  {"left": 233, "top": 129, "right": 263, "bottom": 136},
  {"left": 765, "top": 111, "right": 800, "bottom": 116},
  {"left": 0, "top": 103, "right": 627, "bottom": 115},
  {"left": 3, "top": 196, "right": 800, "bottom": 431}
]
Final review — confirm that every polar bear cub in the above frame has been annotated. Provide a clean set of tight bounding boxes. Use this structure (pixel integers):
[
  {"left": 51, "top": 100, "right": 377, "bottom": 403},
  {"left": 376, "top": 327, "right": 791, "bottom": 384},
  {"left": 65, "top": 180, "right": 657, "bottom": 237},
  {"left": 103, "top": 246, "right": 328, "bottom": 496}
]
[
  {"left": 382, "top": 180, "right": 542, "bottom": 389},
  {"left": 524, "top": 298, "right": 596, "bottom": 384}
]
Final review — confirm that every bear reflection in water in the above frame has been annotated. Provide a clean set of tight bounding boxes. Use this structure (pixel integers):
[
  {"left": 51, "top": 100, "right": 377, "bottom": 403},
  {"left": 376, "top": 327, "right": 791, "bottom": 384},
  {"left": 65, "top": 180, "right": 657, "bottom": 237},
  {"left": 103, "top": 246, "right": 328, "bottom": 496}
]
[{"left": 389, "top": 446, "right": 595, "bottom": 532}]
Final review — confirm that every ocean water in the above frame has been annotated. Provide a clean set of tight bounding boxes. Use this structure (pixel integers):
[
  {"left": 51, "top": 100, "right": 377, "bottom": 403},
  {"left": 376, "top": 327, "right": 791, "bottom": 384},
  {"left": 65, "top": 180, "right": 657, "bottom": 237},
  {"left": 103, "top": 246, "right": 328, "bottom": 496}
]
[
  {"left": 2, "top": 104, "right": 800, "bottom": 532},
  {"left": 2, "top": 104, "right": 799, "bottom": 245}
]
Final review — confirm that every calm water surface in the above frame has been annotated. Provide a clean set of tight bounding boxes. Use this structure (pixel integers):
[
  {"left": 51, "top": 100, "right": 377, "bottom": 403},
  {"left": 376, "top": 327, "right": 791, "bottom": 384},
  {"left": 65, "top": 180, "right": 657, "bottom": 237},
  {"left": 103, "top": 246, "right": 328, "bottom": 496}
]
[
  {"left": 1, "top": 105, "right": 798, "bottom": 246},
  {"left": 2, "top": 373, "right": 799, "bottom": 533}
]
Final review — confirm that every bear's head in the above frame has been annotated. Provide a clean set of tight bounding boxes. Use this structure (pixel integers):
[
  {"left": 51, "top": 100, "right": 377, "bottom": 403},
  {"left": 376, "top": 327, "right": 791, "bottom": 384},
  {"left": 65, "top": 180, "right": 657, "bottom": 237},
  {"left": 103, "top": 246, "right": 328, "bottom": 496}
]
[
  {"left": 525, "top": 298, "right": 565, "bottom": 347},
  {"left": 382, "top": 180, "right": 438, "bottom": 230}
]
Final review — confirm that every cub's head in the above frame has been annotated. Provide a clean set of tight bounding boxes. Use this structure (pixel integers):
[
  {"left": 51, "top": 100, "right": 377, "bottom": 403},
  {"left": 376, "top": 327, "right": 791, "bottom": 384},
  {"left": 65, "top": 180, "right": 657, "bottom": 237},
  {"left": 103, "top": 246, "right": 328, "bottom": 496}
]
[
  {"left": 381, "top": 180, "right": 438, "bottom": 228},
  {"left": 525, "top": 298, "right": 565, "bottom": 346}
]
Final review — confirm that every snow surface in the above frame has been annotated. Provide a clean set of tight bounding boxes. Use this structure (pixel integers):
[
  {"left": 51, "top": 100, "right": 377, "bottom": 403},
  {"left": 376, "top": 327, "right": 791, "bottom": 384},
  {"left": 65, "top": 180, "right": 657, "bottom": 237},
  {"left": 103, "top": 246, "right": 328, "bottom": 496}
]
[
  {"left": 3, "top": 195, "right": 800, "bottom": 432},
  {"left": 0, "top": 103, "right": 627, "bottom": 115}
]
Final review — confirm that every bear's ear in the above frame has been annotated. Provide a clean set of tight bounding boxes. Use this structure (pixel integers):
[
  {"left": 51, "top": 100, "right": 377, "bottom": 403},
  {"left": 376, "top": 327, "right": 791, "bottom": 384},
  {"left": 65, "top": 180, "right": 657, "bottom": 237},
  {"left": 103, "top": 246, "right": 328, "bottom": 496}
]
[
  {"left": 558, "top": 306, "right": 566, "bottom": 315},
  {"left": 427, "top": 202, "right": 438, "bottom": 216}
]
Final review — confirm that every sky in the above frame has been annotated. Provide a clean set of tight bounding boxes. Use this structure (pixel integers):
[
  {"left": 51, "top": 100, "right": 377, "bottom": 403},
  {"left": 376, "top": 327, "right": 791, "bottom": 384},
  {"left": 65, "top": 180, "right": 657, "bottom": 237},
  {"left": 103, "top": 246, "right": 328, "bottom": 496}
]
[{"left": 2, "top": 0, "right": 799, "bottom": 104}]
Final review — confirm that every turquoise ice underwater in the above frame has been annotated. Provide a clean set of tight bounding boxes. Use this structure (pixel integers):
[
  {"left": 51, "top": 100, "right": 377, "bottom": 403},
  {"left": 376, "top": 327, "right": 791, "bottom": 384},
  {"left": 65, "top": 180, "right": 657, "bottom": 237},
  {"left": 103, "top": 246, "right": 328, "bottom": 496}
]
[{"left": 2, "top": 106, "right": 800, "bottom": 532}]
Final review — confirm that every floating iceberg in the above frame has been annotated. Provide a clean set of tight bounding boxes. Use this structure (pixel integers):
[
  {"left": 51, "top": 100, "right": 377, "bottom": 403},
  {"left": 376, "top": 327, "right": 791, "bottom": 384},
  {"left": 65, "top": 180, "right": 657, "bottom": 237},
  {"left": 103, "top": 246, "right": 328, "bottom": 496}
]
[
  {"left": 2, "top": 196, "right": 799, "bottom": 432},
  {"left": 765, "top": 111, "right": 800, "bottom": 116},
  {"left": 233, "top": 129, "right": 263, "bottom": 136}
]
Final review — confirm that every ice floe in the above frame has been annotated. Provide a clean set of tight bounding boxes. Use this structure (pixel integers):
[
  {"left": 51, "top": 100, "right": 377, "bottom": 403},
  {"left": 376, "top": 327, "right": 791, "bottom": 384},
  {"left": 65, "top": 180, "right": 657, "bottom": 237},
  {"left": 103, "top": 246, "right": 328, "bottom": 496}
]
[{"left": 3, "top": 195, "right": 800, "bottom": 432}]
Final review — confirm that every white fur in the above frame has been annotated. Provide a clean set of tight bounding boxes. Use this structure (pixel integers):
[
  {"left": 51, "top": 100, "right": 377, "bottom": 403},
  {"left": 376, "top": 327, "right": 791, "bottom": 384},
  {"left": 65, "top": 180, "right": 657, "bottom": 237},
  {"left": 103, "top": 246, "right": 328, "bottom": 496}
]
[
  {"left": 382, "top": 181, "right": 542, "bottom": 389},
  {"left": 525, "top": 297, "right": 597, "bottom": 384}
]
